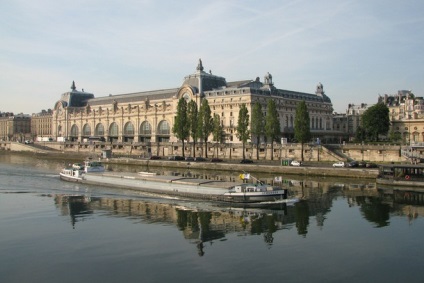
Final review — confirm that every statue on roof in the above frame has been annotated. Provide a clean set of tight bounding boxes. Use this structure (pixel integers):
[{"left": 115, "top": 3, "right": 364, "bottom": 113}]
[{"left": 196, "top": 58, "right": 204, "bottom": 71}]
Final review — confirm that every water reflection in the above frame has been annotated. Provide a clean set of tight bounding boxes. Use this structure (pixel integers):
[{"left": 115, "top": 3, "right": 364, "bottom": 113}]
[{"left": 47, "top": 184, "right": 424, "bottom": 256}]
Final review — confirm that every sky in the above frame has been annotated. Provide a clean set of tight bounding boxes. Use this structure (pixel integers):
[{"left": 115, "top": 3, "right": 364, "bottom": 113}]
[{"left": 1, "top": 0, "right": 424, "bottom": 115}]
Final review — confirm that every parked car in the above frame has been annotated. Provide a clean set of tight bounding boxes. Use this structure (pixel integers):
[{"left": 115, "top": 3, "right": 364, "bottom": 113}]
[
  {"left": 149, "top": 155, "right": 161, "bottom": 160},
  {"left": 290, "top": 160, "right": 301, "bottom": 166},
  {"left": 211, "top": 158, "right": 223, "bottom": 162},
  {"left": 358, "top": 161, "right": 367, "bottom": 167},
  {"left": 240, "top": 159, "right": 253, "bottom": 164},
  {"left": 168, "top": 155, "right": 184, "bottom": 161},
  {"left": 24, "top": 140, "right": 33, "bottom": 144},
  {"left": 347, "top": 161, "right": 359, "bottom": 167},
  {"left": 366, "top": 162, "right": 377, "bottom": 168},
  {"left": 185, "top": 157, "right": 194, "bottom": 161},
  {"left": 194, "top": 157, "right": 206, "bottom": 162},
  {"left": 333, "top": 161, "right": 345, "bottom": 167}
]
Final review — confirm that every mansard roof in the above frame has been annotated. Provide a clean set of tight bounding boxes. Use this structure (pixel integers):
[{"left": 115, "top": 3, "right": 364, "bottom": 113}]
[
  {"left": 58, "top": 82, "right": 94, "bottom": 108},
  {"left": 87, "top": 88, "right": 179, "bottom": 106},
  {"left": 58, "top": 60, "right": 332, "bottom": 108}
]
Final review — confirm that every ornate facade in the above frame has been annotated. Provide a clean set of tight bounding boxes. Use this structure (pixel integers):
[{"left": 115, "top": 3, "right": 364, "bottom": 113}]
[
  {"left": 52, "top": 60, "right": 335, "bottom": 148},
  {"left": 31, "top": 109, "right": 53, "bottom": 140},
  {"left": 0, "top": 112, "right": 31, "bottom": 142},
  {"left": 380, "top": 90, "right": 424, "bottom": 143}
]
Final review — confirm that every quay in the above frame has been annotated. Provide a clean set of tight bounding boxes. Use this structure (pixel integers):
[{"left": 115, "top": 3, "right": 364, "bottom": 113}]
[{"left": 101, "top": 157, "right": 379, "bottom": 179}]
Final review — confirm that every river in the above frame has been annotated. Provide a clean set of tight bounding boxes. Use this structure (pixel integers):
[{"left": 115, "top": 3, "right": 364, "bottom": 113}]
[{"left": 1, "top": 152, "right": 423, "bottom": 283}]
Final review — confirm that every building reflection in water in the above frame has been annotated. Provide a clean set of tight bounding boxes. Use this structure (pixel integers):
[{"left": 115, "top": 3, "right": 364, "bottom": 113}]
[{"left": 50, "top": 178, "right": 424, "bottom": 255}]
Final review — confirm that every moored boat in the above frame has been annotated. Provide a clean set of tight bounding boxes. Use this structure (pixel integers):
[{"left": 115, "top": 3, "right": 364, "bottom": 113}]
[
  {"left": 376, "top": 164, "right": 424, "bottom": 187},
  {"left": 83, "top": 159, "right": 105, "bottom": 173}
]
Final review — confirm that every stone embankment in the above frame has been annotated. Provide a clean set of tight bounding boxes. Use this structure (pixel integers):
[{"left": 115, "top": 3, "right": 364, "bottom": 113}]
[
  {"left": 1, "top": 143, "right": 378, "bottom": 179},
  {"left": 102, "top": 157, "right": 378, "bottom": 179}
]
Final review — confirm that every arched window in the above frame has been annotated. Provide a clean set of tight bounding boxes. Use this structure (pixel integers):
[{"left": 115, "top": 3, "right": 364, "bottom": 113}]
[
  {"left": 109, "top": 122, "right": 119, "bottom": 136},
  {"left": 95, "top": 123, "right": 104, "bottom": 136},
  {"left": 157, "top": 120, "right": 170, "bottom": 135},
  {"left": 83, "top": 124, "right": 91, "bottom": 136},
  {"left": 140, "top": 121, "right": 151, "bottom": 135},
  {"left": 70, "top": 124, "right": 79, "bottom": 137},
  {"left": 124, "top": 122, "right": 134, "bottom": 135}
]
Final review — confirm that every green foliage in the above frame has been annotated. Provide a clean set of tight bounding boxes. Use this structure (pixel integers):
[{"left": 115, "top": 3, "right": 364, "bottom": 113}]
[
  {"left": 172, "top": 98, "right": 189, "bottom": 157},
  {"left": 361, "top": 103, "right": 390, "bottom": 142},
  {"left": 265, "top": 99, "right": 281, "bottom": 161},
  {"left": 212, "top": 114, "right": 224, "bottom": 156},
  {"left": 251, "top": 102, "right": 264, "bottom": 160},
  {"left": 236, "top": 104, "right": 250, "bottom": 143},
  {"left": 172, "top": 98, "right": 189, "bottom": 140},
  {"left": 251, "top": 102, "right": 264, "bottom": 142},
  {"left": 187, "top": 100, "right": 198, "bottom": 157},
  {"left": 236, "top": 103, "right": 250, "bottom": 159},
  {"left": 294, "top": 100, "right": 311, "bottom": 144},
  {"left": 265, "top": 99, "right": 281, "bottom": 143},
  {"left": 294, "top": 100, "right": 311, "bottom": 161},
  {"left": 388, "top": 130, "right": 402, "bottom": 143},
  {"left": 197, "top": 99, "right": 213, "bottom": 157},
  {"left": 212, "top": 114, "right": 223, "bottom": 143}
]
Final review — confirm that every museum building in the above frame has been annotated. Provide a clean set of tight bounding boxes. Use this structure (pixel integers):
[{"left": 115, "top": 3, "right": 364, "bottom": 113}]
[{"left": 52, "top": 60, "right": 335, "bottom": 148}]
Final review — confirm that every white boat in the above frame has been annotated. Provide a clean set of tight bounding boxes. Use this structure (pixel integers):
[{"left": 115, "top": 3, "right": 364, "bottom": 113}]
[
  {"left": 138, "top": 171, "right": 158, "bottom": 176},
  {"left": 224, "top": 183, "right": 287, "bottom": 203},
  {"left": 59, "top": 168, "right": 84, "bottom": 182},
  {"left": 59, "top": 170, "right": 295, "bottom": 204}
]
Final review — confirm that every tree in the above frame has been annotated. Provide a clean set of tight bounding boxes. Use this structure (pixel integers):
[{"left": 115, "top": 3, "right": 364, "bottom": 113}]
[
  {"left": 251, "top": 102, "right": 264, "bottom": 160},
  {"left": 361, "top": 103, "right": 390, "bottom": 142},
  {"left": 294, "top": 100, "right": 311, "bottom": 162},
  {"left": 197, "top": 99, "right": 213, "bottom": 158},
  {"left": 212, "top": 114, "right": 224, "bottom": 157},
  {"left": 172, "top": 98, "right": 189, "bottom": 158},
  {"left": 265, "top": 99, "right": 281, "bottom": 161},
  {"left": 187, "top": 100, "right": 198, "bottom": 157},
  {"left": 236, "top": 103, "right": 250, "bottom": 160}
]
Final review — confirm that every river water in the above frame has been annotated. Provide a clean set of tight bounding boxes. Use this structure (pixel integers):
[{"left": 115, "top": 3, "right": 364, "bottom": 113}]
[{"left": 1, "top": 152, "right": 423, "bottom": 283}]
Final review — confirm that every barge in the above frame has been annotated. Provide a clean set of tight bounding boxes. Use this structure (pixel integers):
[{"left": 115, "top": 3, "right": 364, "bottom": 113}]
[
  {"left": 377, "top": 164, "right": 424, "bottom": 188},
  {"left": 59, "top": 168, "right": 297, "bottom": 204}
]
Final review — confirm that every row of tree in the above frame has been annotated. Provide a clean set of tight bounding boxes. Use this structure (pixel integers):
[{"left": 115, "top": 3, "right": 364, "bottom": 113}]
[{"left": 172, "top": 98, "right": 313, "bottom": 161}]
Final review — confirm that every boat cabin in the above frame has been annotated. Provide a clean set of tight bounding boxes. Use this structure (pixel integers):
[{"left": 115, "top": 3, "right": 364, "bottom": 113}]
[
  {"left": 378, "top": 164, "right": 424, "bottom": 182},
  {"left": 230, "top": 183, "right": 275, "bottom": 193}
]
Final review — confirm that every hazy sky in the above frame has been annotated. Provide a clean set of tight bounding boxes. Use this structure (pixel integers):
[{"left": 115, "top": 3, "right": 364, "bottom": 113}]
[{"left": 1, "top": 0, "right": 423, "bottom": 114}]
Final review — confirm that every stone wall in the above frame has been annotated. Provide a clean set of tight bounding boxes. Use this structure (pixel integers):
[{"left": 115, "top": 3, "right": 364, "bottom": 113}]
[{"left": 25, "top": 141, "right": 407, "bottom": 163}]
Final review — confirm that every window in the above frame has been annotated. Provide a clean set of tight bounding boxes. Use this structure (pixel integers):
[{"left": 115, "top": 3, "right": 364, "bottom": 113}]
[
  {"left": 83, "top": 124, "right": 91, "bottom": 136},
  {"left": 109, "top": 122, "right": 119, "bottom": 136},
  {"left": 140, "top": 121, "right": 151, "bottom": 135},
  {"left": 124, "top": 122, "right": 134, "bottom": 135}
]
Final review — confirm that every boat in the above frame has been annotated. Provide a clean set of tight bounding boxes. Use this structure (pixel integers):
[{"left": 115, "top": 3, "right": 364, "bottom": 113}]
[
  {"left": 59, "top": 169, "right": 295, "bottom": 204},
  {"left": 59, "top": 167, "right": 84, "bottom": 182},
  {"left": 72, "top": 163, "right": 84, "bottom": 170},
  {"left": 83, "top": 160, "right": 105, "bottom": 173},
  {"left": 138, "top": 171, "right": 158, "bottom": 176},
  {"left": 224, "top": 183, "right": 288, "bottom": 203},
  {"left": 376, "top": 164, "right": 424, "bottom": 187}
]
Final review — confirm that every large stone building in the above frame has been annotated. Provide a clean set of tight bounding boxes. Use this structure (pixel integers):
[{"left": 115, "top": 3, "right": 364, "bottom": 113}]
[
  {"left": 332, "top": 103, "right": 371, "bottom": 142},
  {"left": 31, "top": 109, "right": 53, "bottom": 141},
  {"left": 0, "top": 112, "right": 31, "bottom": 142},
  {"left": 51, "top": 60, "right": 335, "bottom": 157},
  {"left": 379, "top": 90, "right": 424, "bottom": 143}
]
